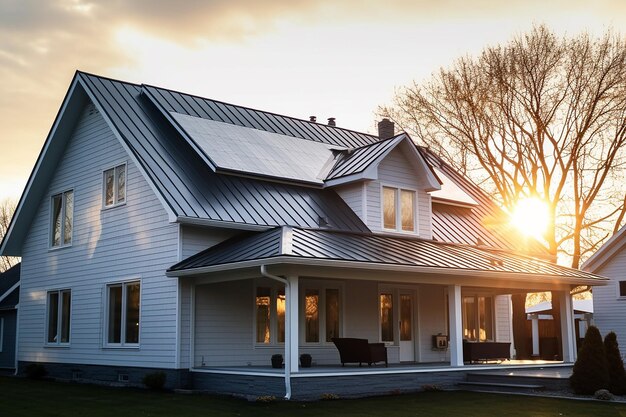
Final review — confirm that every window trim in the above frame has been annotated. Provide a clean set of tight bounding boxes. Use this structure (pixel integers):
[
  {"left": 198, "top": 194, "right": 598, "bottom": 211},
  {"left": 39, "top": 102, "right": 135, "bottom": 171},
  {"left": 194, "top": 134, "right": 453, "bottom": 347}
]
[
  {"left": 380, "top": 184, "right": 418, "bottom": 235},
  {"left": 102, "top": 162, "right": 127, "bottom": 209},
  {"left": 253, "top": 285, "right": 286, "bottom": 347},
  {"left": 49, "top": 189, "right": 74, "bottom": 249},
  {"left": 617, "top": 280, "right": 626, "bottom": 299},
  {"left": 103, "top": 278, "right": 141, "bottom": 349},
  {"left": 44, "top": 288, "right": 72, "bottom": 347}
]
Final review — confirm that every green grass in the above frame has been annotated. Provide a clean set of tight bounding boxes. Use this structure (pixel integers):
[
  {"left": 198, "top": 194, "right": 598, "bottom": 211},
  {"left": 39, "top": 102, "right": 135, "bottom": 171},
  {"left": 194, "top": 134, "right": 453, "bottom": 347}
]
[{"left": 2, "top": 376, "right": 626, "bottom": 417}]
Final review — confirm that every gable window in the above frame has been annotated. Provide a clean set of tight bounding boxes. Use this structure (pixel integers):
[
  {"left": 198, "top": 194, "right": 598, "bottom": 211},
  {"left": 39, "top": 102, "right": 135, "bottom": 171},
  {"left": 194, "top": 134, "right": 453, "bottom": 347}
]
[
  {"left": 619, "top": 281, "right": 626, "bottom": 298},
  {"left": 255, "top": 287, "right": 285, "bottom": 344},
  {"left": 46, "top": 289, "right": 71, "bottom": 345},
  {"left": 51, "top": 190, "right": 73, "bottom": 247},
  {"left": 303, "top": 286, "right": 341, "bottom": 344},
  {"left": 462, "top": 295, "right": 493, "bottom": 342},
  {"left": 106, "top": 281, "right": 140, "bottom": 346},
  {"left": 103, "top": 164, "right": 126, "bottom": 207},
  {"left": 382, "top": 186, "right": 416, "bottom": 232}
]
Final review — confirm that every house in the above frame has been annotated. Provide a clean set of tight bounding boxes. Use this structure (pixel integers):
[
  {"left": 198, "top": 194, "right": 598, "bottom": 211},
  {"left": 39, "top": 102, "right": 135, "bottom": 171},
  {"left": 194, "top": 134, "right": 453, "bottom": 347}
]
[
  {"left": 0, "top": 263, "right": 19, "bottom": 370},
  {"left": 582, "top": 225, "right": 626, "bottom": 349},
  {"left": 0, "top": 71, "right": 606, "bottom": 399}
]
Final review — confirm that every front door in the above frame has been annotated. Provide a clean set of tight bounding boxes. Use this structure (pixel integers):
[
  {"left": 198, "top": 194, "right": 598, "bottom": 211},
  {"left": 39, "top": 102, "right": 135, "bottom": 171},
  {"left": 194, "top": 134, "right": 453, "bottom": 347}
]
[{"left": 399, "top": 293, "right": 415, "bottom": 362}]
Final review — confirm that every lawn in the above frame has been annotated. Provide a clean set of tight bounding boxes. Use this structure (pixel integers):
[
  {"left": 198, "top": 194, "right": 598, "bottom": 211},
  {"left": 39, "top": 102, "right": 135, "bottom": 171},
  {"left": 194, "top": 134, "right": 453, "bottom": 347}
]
[{"left": 2, "top": 376, "right": 626, "bottom": 417}]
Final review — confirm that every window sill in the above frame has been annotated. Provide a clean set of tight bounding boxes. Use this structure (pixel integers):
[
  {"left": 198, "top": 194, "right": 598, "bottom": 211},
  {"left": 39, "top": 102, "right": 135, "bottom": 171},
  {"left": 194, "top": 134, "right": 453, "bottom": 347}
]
[
  {"left": 102, "top": 344, "right": 140, "bottom": 350},
  {"left": 48, "top": 244, "right": 73, "bottom": 252},
  {"left": 380, "top": 229, "right": 418, "bottom": 237},
  {"left": 101, "top": 202, "right": 127, "bottom": 211},
  {"left": 44, "top": 344, "right": 71, "bottom": 348}
]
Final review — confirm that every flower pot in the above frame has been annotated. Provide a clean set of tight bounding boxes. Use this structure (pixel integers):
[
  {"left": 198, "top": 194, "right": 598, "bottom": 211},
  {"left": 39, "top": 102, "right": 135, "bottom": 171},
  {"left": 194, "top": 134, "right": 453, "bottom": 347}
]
[
  {"left": 300, "top": 354, "right": 312, "bottom": 368},
  {"left": 271, "top": 354, "right": 283, "bottom": 369}
]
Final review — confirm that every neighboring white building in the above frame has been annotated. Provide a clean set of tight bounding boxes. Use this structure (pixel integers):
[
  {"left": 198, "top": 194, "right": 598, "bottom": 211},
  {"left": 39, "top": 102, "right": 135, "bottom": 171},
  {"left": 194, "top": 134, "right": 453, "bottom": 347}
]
[
  {"left": 0, "top": 72, "right": 606, "bottom": 399},
  {"left": 582, "top": 225, "right": 626, "bottom": 349}
]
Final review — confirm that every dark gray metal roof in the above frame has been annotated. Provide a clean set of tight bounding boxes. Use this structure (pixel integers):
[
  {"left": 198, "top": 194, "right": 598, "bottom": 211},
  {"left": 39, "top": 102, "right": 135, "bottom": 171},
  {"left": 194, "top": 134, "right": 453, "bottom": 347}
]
[
  {"left": 421, "top": 147, "right": 549, "bottom": 257},
  {"left": 77, "top": 72, "right": 369, "bottom": 232},
  {"left": 325, "top": 136, "right": 399, "bottom": 180},
  {"left": 0, "top": 263, "right": 19, "bottom": 310},
  {"left": 168, "top": 227, "right": 602, "bottom": 282}
]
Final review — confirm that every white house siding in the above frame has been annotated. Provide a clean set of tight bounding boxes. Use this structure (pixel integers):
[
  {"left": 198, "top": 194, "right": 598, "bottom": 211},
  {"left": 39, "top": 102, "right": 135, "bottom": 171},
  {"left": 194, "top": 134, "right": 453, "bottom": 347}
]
[
  {"left": 418, "top": 285, "right": 450, "bottom": 363},
  {"left": 367, "top": 148, "right": 433, "bottom": 239},
  {"left": 593, "top": 250, "right": 626, "bottom": 349},
  {"left": 494, "top": 295, "right": 512, "bottom": 343},
  {"left": 19, "top": 103, "right": 180, "bottom": 369},
  {"left": 334, "top": 183, "right": 363, "bottom": 220}
]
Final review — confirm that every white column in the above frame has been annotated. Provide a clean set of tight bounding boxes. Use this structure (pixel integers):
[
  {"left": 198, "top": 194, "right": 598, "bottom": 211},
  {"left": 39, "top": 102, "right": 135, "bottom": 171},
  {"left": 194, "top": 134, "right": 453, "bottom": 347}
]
[
  {"left": 448, "top": 285, "right": 463, "bottom": 367},
  {"left": 559, "top": 290, "right": 576, "bottom": 362},
  {"left": 530, "top": 314, "right": 540, "bottom": 357},
  {"left": 287, "top": 276, "right": 299, "bottom": 372}
]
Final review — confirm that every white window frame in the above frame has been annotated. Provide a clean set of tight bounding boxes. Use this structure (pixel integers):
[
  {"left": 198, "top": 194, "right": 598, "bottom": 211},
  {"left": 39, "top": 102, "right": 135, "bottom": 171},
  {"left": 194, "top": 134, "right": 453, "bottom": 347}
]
[
  {"left": 45, "top": 289, "right": 72, "bottom": 347},
  {"left": 381, "top": 184, "right": 418, "bottom": 234},
  {"left": 253, "top": 285, "right": 286, "bottom": 347},
  {"left": 617, "top": 280, "right": 626, "bottom": 299},
  {"left": 49, "top": 190, "right": 74, "bottom": 248},
  {"left": 301, "top": 283, "right": 342, "bottom": 345},
  {"left": 102, "top": 163, "right": 127, "bottom": 208},
  {"left": 104, "top": 279, "right": 141, "bottom": 348}
]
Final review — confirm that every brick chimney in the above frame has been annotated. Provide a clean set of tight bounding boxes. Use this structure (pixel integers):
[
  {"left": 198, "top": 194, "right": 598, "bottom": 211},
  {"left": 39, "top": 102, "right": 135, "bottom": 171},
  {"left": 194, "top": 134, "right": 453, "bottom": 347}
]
[
  {"left": 309, "top": 116, "right": 317, "bottom": 122},
  {"left": 378, "top": 118, "right": 395, "bottom": 139},
  {"left": 327, "top": 117, "right": 336, "bottom": 127}
]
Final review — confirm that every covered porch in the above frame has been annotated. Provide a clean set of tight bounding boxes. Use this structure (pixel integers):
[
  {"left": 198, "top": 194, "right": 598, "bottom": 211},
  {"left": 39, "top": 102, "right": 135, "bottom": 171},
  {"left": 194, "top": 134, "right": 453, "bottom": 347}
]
[{"left": 167, "top": 226, "right": 606, "bottom": 399}]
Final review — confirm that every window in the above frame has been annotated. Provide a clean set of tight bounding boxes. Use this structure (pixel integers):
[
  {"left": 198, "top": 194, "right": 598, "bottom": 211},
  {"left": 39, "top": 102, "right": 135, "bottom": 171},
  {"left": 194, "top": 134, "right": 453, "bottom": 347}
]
[
  {"left": 46, "top": 290, "right": 71, "bottom": 345},
  {"left": 303, "top": 286, "right": 341, "bottom": 344},
  {"left": 463, "top": 295, "right": 493, "bottom": 342},
  {"left": 380, "top": 293, "right": 394, "bottom": 342},
  {"left": 103, "top": 164, "right": 126, "bottom": 207},
  {"left": 51, "top": 190, "right": 73, "bottom": 247},
  {"left": 619, "top": 281, "right": 626, "bottom": 298},
  {"left": 255, "top": 287, "right": 285, "bottom": 344},
  {"left": 106, "top": 281, "right": 140, "bottom": 346},
  {"left": 382, "top": 186, "right": 416, "bottom": 232}
]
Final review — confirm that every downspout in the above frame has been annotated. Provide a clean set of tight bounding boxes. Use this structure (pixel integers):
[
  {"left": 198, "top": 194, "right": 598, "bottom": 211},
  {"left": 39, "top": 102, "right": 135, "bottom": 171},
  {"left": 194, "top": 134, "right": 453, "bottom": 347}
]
[{"left": 260, "top": 265, "right": 291, "bottom": 400}]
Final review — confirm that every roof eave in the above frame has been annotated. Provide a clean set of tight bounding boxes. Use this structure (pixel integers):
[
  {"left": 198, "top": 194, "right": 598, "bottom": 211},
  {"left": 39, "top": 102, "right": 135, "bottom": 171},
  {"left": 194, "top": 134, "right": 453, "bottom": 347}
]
[{"left": 166, "top": 255, "right": 607, "bottom": 286}]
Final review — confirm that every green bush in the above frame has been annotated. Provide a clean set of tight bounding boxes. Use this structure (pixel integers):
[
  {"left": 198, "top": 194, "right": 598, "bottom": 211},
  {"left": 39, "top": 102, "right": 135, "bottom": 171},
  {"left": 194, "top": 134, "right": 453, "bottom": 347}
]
[
  {"left": 24, "top": 363, "right": 48, "bottom": 380},
  {"left": 142, "top": 371, "right": 167, "bottom": 390},
  {"left": 604, "top": 331, "right": 626, "bottom": 395},
  {"left": 570, "top": 326, "right": 609, "bottom": 394}
]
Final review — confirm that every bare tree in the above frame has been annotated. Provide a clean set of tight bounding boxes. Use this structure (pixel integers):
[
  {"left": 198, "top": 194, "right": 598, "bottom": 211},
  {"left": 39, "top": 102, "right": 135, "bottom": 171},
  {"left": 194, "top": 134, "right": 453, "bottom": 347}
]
[
  {"left": 381, "top": 25, "right": 626, "bottom": 268},
  {"left": 0, "top": 199, "right": 18, "bottom": 272}
]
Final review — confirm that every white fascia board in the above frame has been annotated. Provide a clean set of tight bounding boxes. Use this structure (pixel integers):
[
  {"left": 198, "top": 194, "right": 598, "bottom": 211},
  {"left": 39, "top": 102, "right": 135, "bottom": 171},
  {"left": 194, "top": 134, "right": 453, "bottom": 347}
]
[
  {"left": 0, "top": 76, "right": 82, "bottom": 256},
  {"left": 77, "top": 77, "right": 178, "bottom": 223},
  {"left": 140, "top": 86, "right": 217, "bottom": 172},
  {"left": 166, "top": 256, "right": 608, "bottom": 286},
  {"left": 176, "top": 216, "right": 273, "bottom": 231},
  {"left": 581, "top": 224, "right": 626, "bottom": 273},
  {"left": 324, "top": 170, "right": 378, "bottom": 188}
]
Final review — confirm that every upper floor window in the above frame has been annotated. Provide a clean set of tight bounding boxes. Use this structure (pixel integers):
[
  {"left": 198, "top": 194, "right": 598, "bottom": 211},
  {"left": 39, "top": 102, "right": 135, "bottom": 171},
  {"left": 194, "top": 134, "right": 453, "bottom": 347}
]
[
  {"left": 51, "top": 190, "right": 73, "bottom": 247},
  {"left": 46, "top": 289, "right": 71, "bottom": 345},
  {"left": 103, "top": 164, "right": 126, "bottom": 207},
  {"left": 383, "top": 186, "right": 416, "bottom": 232}
]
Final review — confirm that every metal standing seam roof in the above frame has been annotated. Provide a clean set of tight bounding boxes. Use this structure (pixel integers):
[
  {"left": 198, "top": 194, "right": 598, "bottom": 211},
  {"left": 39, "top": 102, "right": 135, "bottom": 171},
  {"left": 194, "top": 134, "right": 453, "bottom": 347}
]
[
  {"left": 168, "top": 227, "right": 604, "bottom": 283},
  {"left": 325, "top": 136, "right": 400, "bottom": 180},
  {"left": 76, "top": 72, "right": 369, "bottom": 232},
  {"left": 0, "top": 263, "right": 19, "bottom": 310}
]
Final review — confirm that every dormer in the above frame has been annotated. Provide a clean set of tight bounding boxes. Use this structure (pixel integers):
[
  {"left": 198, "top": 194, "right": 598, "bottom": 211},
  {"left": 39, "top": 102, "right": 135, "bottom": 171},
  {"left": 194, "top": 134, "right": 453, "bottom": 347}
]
[{"left": 325, "top": 122, "right": 440, "bottom": 239}]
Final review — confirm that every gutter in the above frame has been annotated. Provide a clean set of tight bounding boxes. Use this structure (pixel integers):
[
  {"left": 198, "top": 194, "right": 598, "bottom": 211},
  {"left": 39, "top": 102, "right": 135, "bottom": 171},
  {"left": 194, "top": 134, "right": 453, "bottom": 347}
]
[{"left": 259, "top": 265, "right": 291, "bottom": 400}]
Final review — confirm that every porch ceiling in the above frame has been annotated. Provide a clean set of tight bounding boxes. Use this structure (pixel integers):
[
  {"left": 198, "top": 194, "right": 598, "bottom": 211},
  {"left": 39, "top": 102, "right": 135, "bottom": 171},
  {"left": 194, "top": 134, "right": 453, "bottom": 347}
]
[{"left": 167, "top": 226, "right": 606, "bottom": 288}]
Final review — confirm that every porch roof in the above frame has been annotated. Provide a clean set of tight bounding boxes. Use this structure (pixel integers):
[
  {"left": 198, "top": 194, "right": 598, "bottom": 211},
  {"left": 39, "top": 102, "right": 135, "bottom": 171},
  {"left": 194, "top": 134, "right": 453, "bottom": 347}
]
[{"left": 167, "top": 227, "right": 606, "bottom": 285}]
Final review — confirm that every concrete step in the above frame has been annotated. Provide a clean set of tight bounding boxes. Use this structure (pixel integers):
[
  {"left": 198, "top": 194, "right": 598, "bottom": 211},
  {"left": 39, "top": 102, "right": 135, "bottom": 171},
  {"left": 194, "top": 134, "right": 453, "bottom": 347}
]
[
  {"left": 465, "top": 372, "right": 569, "bottom": 390},
  {"left": 458, "top": 381, "right": 545, "bottom": 393}
]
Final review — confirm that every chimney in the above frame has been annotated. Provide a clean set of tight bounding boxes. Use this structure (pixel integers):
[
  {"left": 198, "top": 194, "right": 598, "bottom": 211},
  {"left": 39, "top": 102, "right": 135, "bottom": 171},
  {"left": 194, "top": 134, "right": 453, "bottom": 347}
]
[
  {"left": 309, "top": 116, "right": 317, "bottom": 122},
  {"left": 327, "top": 117, "right": 336, "bottom": 127},
  {"left": 378, "top": 118, "right": 395, "bottom": 139}
]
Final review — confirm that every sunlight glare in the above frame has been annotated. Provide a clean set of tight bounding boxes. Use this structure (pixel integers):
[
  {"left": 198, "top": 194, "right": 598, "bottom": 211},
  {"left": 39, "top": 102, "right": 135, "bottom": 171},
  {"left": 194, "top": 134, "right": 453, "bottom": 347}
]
[{"left": 510, "top": 198, "right": 550, "bottom": 240}]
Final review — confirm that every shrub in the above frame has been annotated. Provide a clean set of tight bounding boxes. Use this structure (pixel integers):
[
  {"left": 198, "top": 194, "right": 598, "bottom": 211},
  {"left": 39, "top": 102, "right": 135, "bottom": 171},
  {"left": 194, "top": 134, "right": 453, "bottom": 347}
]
[
  {"left": 604, "top": 331, "right": 626, "bottom": 395},
  {"left": 594, "top": 389, "right": 614, "bottom": 401},
  {"left": 255, "top": 395, "right": 277, "bottom": 403},
  {"left": 24, "top": 363, "right": 48, "bottom": 380},
  {"left": 570, "top": 326, "right": 609, "bottom": 394},
  {"left": 142, "top": 371, "right": 167, "bottom": 390},
  {"left": 320, "top": 393, "right": 340, "bottom": 400}
]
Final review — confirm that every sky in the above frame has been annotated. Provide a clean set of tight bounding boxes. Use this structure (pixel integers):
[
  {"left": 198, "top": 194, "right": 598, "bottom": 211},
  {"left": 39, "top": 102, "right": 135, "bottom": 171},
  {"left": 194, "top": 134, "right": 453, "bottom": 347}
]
[{"left": 1, "top": 0, "right": 626, "bottom": 202}]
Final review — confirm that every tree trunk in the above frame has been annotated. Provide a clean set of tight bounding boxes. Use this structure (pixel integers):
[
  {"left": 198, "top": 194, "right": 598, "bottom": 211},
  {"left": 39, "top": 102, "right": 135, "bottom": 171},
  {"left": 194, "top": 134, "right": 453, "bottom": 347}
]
[{"left": 511, "top": 293, "right": 529, "bottom": 359}]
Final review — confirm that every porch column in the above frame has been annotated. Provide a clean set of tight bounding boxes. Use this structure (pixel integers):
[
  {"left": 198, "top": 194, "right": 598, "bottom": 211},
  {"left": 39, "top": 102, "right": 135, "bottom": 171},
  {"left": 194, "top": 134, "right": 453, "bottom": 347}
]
[
  {"left": 530, "top": 314, "right": 540, "bottom": 357},
  {"left": 448, "top": 285, "right": 463, "bottom": 367},
  {"left": 286, "top": 275, "right": 299, "bottom": 372},
  {"left": 558, "top": 290, "right": 576, "bottom": 362}
]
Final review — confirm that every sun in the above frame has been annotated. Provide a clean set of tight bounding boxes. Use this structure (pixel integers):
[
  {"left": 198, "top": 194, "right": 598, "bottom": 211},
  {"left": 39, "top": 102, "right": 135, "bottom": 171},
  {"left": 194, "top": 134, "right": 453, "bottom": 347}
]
[{"left": 510, "top": 198, "right": 550, "bottom": 240}]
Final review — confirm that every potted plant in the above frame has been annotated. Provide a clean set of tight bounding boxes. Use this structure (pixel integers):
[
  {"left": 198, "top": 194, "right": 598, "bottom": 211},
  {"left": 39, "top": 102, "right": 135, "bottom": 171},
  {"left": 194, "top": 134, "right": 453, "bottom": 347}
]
[
  {"left": 300, "top": 353, "right": 312, "bottom": 368},
  {"left": 271, "top": 354, "right": 283, "bottom": 369}
]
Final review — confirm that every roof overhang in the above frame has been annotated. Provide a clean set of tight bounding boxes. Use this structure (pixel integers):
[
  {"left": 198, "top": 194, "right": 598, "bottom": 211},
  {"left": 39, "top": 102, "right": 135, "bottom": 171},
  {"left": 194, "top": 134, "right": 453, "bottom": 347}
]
[
  {"left": 582, "top": 224, "right": 626, "bottom": 273},
  {"left": 166, "top": 255, "right": 605, "bottom": 290}
]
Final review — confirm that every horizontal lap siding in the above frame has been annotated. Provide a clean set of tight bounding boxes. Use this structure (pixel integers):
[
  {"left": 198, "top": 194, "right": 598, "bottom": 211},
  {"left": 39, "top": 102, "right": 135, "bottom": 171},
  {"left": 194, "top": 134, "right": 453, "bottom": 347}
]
[
  {"left": 593, "top": 251, "right": 626, "bottom": 349},
  {"left": 418, "top": 285, "right": 449, "bottom": 363},
  {"left": 19, "top": 104, "right": 180, "bottom": 369},
  {"left": 495, "top": 295, "right": 512, "bottom": 343},
  {"left": 334, "top": 184, "right": 363, "bottom": 220}
]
